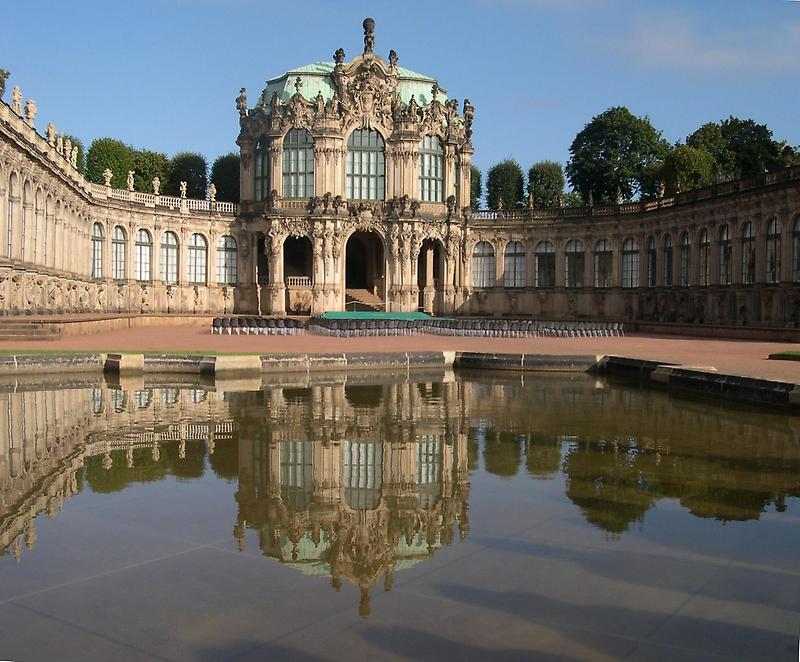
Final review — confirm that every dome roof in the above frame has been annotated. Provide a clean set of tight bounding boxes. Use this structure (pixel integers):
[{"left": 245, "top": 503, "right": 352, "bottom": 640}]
[{"left": 255, "top": 60, "right": 447, "bottom": 110}]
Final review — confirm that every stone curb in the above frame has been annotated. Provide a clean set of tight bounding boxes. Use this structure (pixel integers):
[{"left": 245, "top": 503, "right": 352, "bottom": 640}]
[{"left": 454, "top": 352, "right": 598, "bottom": 372}]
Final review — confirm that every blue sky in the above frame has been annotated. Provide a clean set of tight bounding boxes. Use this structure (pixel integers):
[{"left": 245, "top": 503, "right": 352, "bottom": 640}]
[{"left": 3, "top": 0, "right": 797, "bottom": 179}]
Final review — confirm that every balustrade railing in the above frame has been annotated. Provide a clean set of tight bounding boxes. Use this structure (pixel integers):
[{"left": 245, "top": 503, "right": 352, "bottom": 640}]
[{"left": 286, "top": 276, "right": 311, "bottom": 287}]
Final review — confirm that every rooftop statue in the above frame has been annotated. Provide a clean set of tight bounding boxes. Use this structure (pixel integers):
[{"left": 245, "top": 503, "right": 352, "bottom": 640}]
[
  {"left": 363, "top": 17, "right": 375, "bottom": 55},
  {"left": 152, "top": 176, "right": 161, "bottom": 196},
  {"left": 127, "top": 170, "right": 135, "bottom": 191},
  {"left": 46, "top": 122, "right": 56, "bottom": 147},
  {"left": 333, "top": 48, "right": 346, "bottom": 65},
  {"left": 102, "top": 168, "right": 113, "bottom": 186},
  {"left": 209, "top": 183, "right": 217, "bottom": 202},
  {"left": 11, "top": 85, "right": 22, "bottom": 115},
  {"left": 24, "top": 99, "right": 37, "bottom": 127},
  {"left": 236, "top": 88, "right": 248, "bottom": 118},
  {"left": 180, "top": 181, "right": 187, "bottom": 198}
]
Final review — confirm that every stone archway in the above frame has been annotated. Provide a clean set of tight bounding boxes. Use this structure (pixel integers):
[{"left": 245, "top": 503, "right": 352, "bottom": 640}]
[
  {"left": 283, "top": 235, "right": 313, "bottom": 314},
  {"left": 417, "top": 238, "right": 444, "bottom": 314},
  {"left": 344, "top": 231, "right": 385, "bottom": 311}
]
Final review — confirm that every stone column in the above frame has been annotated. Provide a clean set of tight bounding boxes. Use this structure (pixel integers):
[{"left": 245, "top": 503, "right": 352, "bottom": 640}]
[{"left": 268, "top": 234, "right": 285, "bottom": 315}]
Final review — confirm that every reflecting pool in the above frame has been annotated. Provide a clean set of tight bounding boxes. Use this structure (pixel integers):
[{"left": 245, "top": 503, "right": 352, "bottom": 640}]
[{"left": 0, "top": 371, "right": 798, "bottom": 661}]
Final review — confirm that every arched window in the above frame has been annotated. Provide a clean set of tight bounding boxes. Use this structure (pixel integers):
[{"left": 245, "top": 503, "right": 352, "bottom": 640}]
[
  {"left": 112, "top": 226, "right": 126, "bottom": 280},
  {"left": 565, "top": 239, "right": 585, "bottom": 288},
  {"left": 91, "top": 222, "right": 104, "bottom": 279},
  {"left": 646, "top": 236, "right": 657, "bottom": 287},
  {"left": 679, "top": 231, "right": 690, "bottom": 286},
  {"left": 534, "top": 240, "right": 555, "bottom": 288},
  {"left": 698, "top": 228, "right": 710, "bottom": 286},
  {"left": 471, "top": 241, "right": 495, "bottom": 289},
  {"left": 593, "top": 239, "right": 612, "bottom": 288},
  {"left": 216, "top": 235, "right": 238, "bottom": 284},
  {"left": 719, "top": 224, "right": 732, "bottom": 285},
  {"left": 254, "top": 136, "right": 269, "bottom": 201},
  {"left": 134, "top": 229, "right": 152, "bottom": 281},
  {"left": 160, "top": 231, "right": 179, "bottom": 284},
  {"left": 188, "top": 233, "right": 207, "bottom": 284},
  {"left": 419, "top": 135, "right": 444, "bottom": 202},
  {"left": 793, "top": 218, "right": 800, "bottom": 283},
  {"left": 503, "top": 241, "right": 526, "bottom": 288},
  {"left": 663, "top": 234, "right": 674, "bottom": 287},
  {"left": 622, "top": 238, "right": 639, "bottom": 288},
  {"left": 282, "top": 129, "right": 314, "bottom": 198},
  {"left": 5, "top": 174, "right": 13, "bottom": 257},
  {"left": 765, "top": 219, "right": 780, "bottom": 284},
  {"left": 20, "top": 182, "right": 28, "bottom": 261},
  {"left": 347, "top": 129, "right": 385, "bottom": 200},
  {"left": 741, "top": 222, "right": 755, "bottom": 285}
]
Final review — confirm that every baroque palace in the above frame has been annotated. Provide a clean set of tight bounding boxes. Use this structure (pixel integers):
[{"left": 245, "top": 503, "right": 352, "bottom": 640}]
[{"left": 1, "top": 18, "right": 799, "bottom": 325}]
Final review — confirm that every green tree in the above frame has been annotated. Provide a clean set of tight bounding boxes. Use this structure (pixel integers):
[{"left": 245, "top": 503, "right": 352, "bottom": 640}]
[
  {"left": 85, "top": 137, "right": 134, "bottom": 189},
  {"left": 166, "top": 152, "right": 207, "bottom": 198},
  {"left": 62, "top": 134, "right": 86, "bottom": 173},
  {"left": 527, "top": 160, "right": 565, "bottom": 208},
  {"left": 562, "top": 191, "right": 583, "bottom": 207},
  {"left": 719, "top": 116, "right": 782, "bottom": 178},
  {"left": 470, "top": 164, "right": 482, "bottom": 209},
  {"left": 210, "top": 153, "right": 240, "bottom": 203},
  {"left": 686, "top": 122, "right": 735, "bottom": 182},
  {"left": 132, "top": 149, "right": 171, "bottom": 193},
  {"left": 661, "top": 144, "right": 715, "bottom": 196},
  {"left": 566, "top": 106, "right": 669, "bottom": 204},
  {"left": 487, "top": 159, "right": 524, "bottom": 210}
]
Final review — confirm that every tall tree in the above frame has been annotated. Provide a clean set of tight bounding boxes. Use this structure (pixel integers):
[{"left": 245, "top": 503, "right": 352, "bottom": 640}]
[
  {"left": 527, "top": 161, "right": 565, "bottom": 208},
  {"left": 61, "top": 134, "right": 86, "bottom": 174},
  {"left": 132, "top": 149, "right": 171, "bottom": 193},
  {"left": 487, "top": 159, "right": 524, "bottom": 210},
  {"left": 210, "top": 153, "right": 240, "bottom": 203},
  {"left": 686, "top": 122, "right": 735, "bottom": 182},
  {"left": 469, "top": 164, "right": 482, "bottom": 209},
  {"left": 566, "top": 106, "right": 669, "bottom": 204},
  {"left": 719, "top": 116, "right": 782, "bottom": 178},
  {"left": 661, "top": 145, "right": 715, "bottom": 196},
  {"left": 166, "top": 152, "right": 207, "bottom": 198},
  {"left": 85, "top": 138, "right": 135, "bottom": 189}
]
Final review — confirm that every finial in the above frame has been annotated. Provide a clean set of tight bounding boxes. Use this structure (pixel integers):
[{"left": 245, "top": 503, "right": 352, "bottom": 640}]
[
  {"left": 294, "top": 76, "right": 303, "bottom": 95},
  {"left": 363, "top": 17, "right": 375, "bottom": 55},
  {"left": 388, "top": 49, "right": 398, "bottom": 69},
  {"left": 334, "top": 48, "right": 346, "bottom": 65},
  {"left": 431, "top": 83, "right": 440, "bottom": 102}
]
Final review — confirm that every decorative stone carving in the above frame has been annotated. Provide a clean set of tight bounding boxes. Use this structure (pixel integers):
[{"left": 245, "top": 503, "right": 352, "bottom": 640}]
[
  {"left": 11, "top": 85, "right": 22, "bottom": 115},
  {"left": 209, "top": 183, "right": 217, "bottom": 202},
  {"left": 56, "top": 134, "right": 64, "bottom": 155},
  {"left": 127, "top": 171, "right": 135, "bottom": 192},
  {"left": 70, "top": 146, "right": 78, "bottom": 168},
  {"left": 46, "top": 122, "right": 56, "bottom": 146},
  {"left": 64, "top": 138, "right": 72, "bottom": 161},
  {"left": 152, "top": 176, "right": 160, "bottom": 195},
  {"left": 24, "top": 99, "right": 37, "bottom": 127},
  {"left": 179, "top": 181, "right": 187, "bottom": 198},
  {"left": 236, "top": 87, "right": 248, "bottom": 118},
  {"left": 334, "top": 48, "right": 346, "bottom": 65},
  {"left": 388, "top": 49, "right": 398, "bottom": 69},
  {"left": 102, "top": 168, "right": 113, "bottom": 186},
  {"left": 362, "top": 17, "right": 375, "bottom": 55}
]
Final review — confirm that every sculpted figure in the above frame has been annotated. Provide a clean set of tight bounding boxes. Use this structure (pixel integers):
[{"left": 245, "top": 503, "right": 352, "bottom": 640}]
[
  {"left": 407, "top": 95, "right": 419, "bottom": 121},
  {"left": 269, "top": 91, "right": 281, "bottom": 116},
  {"left": 463, "top": 99, "right": 475, "bottom": 140},
  {"left": 235, "top": 87, "right": 248, "bottom": 117},
  {"left": 152, "top": 176, "right": 160, "bottom": 195},
  {"left": 179, "top": 181, "right": 187, "bottom": 198},
  {"left": 0, "top": 69, "right": 9, "bottom": 99},
  {"left": 333, "top": 48, "right": 346, "bottom": 65},
  {"left": 46, "top": 122, "right": 56, "bottom": 146},
  {"left": 388, "top": 49, "right": 398, "bottom": 69},
  {"left": 24, "top": 99, "right": 37, "bottom": 127},
  {"left": 127, "top": 170, "right": 135, "bottom": 191},
  {"left": 314, "top": 91, "right": 324, "bottom": 115},
  {"left": 209, "top": 183, "right": 217, "bottom": 202},
  {"left": 56, "top": 133, "right": 64, "bottom": 155},
  {"left": 70, "top": 145, "right": 78, "bottom": 167},
  {"left": 362, "top": 17, "right": 375, "bottom": 54},
  {"left": 268, "top": 188, "right": 278, "bottom": 209},
  {"left": 11, "top": 85, "right": 22, "bottom": 114},
  {"left": 64, "top": 138, "right": 72, "bottom": 160},
  {"left": 103, "top": 168, "right": 113, "bottom": 186}
]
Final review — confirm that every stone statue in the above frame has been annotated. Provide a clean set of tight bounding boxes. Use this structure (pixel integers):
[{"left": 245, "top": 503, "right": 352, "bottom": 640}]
[
  {"left": 64, "top": 138, "right": 72, "bottom": 160},
  {"left": 24, "top": 99, "right": 37, "bottom": 127},
  {"left": 314, "top": 91, "right": 324, "bottom": 115},
  {"left": 0, "top": 69, "right": 9, "bottom": 99},
  {"left": 70, "top": 146, "right": 78, "bottom": 168},
  {"left": 46, "top": 122, "right": 56, "bottom": 146},
  {"left": 152, "top": 176, "right": 160, "bottom": 195},
  {"left": 407, "top": 95, "right": 419, "bottom": 121},
  {"left": 180, "top": 181, "right": 187, "bottom": 198},
  {"left": 56, "top": 133, "right": 64, "bottom": 155},
  {"left": 388, "top": 49, "right": 398, "bottom": 69},
  {"left": 11, "top": 85, "right": 22, "bottom": 114},
  {"left": 463, "top": 99, "right": 474, "bottom": 140},
  {"left": 363, "top": 17, "right": 375, "bottom": 54},
  {"left": 334, "top": 48, "right": 346, "bottom": 65},
  {"left": 102, "top": 168, "right": 113, "bottom": 186},
  {"left": 431, "top": 83, "right": 440, "bottom": 102},
  {"left": 127, "top": 170, "right": 135, "bottom": 191},
  {"left": 269, "top": 91, "right": 281, "bottom": 117},
  {"left": 209, "top": 182, "right": 217, "bottom": 202},
  {"left": 268, "top": 188, "right": 278, "bottom": 209},
  {"left": 235, "top": 87, "right": 247, "bottom": 117}
]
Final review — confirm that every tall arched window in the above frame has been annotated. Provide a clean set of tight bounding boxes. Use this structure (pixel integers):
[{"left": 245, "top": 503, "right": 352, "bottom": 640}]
[
  {"left": 5, "top": 174, "right": 13, "bottom": 257},
  {"left": 793, "top": 218, "right": 800, "bottom": 283},
  {"left": 347, "top": 129, "right": 385, "bottom": 200},
  {"left": 160, "top": 231, "right": 179, "bottom": 284},
  {"left": 534, "top": 240, "right": 555, "bottom": 288},
  {"left": 719, "top": 224, "right": 732, "bottom": 285},
  {"left": 679, "top": 232, "right": 691, "bottom": 286},
  {"left": 741, "top": 222, "right": 755, "bottom": 285},
  {"left": 698, "top": 228, "right": 710, "bottom": 286},
  {"left": 134, "top": 229, "right": 152, "bottom": 281},
  {"left": 565, "top": 239, "right": 585, "bottom": 288},
  {"left": 91, "top": 222, "right": 104, "bottom": 279},
  {"left": 471, "top": 241, "right": 495, "bottom": 289},
  {"left": 622, "top": 238, "right": 639, "bottom": 288},
  {"left": 20, "top": 182, "right": 28, "bottom": 261},
  {"left": 765, "top": 219, "right": 780, "bottom": 284},
  {"left": 594, "top": 239, "right": 612, "bottom": 288},
  {"left": 282, "top": 129, "right": 314, "bottom": 198},
  {"left": 646, "top": 236, "right": 657, "bottom": 287},
  {"left": 216, "top": 235, "right": 238, "bottom": 285},
  {"left": 503, "top": 241, "right": 526, "bottom": 288},
  {"left": 663, "top": 234, "right": 674, "bottom": 287},
  {"left": 254, "top": 136, "right": 269, "bottom": 201},
  {"left": 188, "top": 233, "right": 207, "bottom": 284},
  {"left": 419, "top": 135, "right": 444, "bottom": 202},
  {"left": 111, "top": 226, "right": 126, "bottom": 280}
]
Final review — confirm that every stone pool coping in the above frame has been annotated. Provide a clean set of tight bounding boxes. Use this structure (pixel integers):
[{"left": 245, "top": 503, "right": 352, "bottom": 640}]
[{"left": 0, "top": 350, "right": 797, "bottom": 411}]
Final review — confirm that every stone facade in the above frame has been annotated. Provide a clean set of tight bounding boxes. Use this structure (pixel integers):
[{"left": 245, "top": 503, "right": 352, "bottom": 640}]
[{"left": 0, "top": 18, "right": 798, "bottom": 325}]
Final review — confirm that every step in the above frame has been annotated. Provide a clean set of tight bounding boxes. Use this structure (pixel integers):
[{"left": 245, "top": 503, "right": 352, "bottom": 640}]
[{"left": 0, "top": 333, "right": 61, "bottom": 341}]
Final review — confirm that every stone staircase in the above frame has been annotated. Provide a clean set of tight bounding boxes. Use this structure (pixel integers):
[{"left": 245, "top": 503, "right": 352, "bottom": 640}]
[
  {"left": 0, "top": 319, "right": 63, "bottom": 341},
  {"left": 345, "top": 289, "right": 384, "bottom": 312}
]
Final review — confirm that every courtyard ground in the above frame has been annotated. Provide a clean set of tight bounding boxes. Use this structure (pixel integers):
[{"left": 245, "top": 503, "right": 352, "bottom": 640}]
[{"left": 0, "top": 327, "right": 798, "bottom": 382}]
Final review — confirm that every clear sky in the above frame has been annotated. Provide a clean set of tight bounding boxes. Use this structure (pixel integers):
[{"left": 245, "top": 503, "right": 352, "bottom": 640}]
[{"left": 3, "top": 0, "right": 797, "bottom": 179}]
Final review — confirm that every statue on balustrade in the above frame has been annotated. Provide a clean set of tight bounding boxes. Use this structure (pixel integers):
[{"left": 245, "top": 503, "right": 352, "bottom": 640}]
[
  {"left": 24, "top": 99, "right": 37, "bottom": 127},
  {"left": 46, "top": 122, "right": 56, "bottom": 147},
  {"left": 209, "top": 183, "right": 217, "bottom": 202},
  {"left": 152, "top": 177, "right": 161, "bottom": 195},
  {"left": 236, "top": 88, "right": 247, "bottom": 118},
  {"left": 180, "top": 181, "right": 187, "bottom": 198},
  {"left": 11, "top": 85, "right": 22, "bottom": 114},
  {"left": 103, "top": 168, "right": 113, "bottom": 186},
  {"left": 127, "top": 171, "right": 135, "bottom": 191}
]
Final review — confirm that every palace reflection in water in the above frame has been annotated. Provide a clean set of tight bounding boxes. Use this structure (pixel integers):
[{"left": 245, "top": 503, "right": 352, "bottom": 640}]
[{"left": 1, "top": 372, "right": 799, "bottom": 615}]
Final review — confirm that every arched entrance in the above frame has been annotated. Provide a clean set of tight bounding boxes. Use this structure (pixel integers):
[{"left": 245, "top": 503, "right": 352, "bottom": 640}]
[
  {"left": 417, "top": 238, "right": 444, "bottom": 314},
  {"left": 344, "top": 231, "right": 385, "bottom": 311},
  {"left": 283, "top": 236, "right": 313, "bottom": 314}
]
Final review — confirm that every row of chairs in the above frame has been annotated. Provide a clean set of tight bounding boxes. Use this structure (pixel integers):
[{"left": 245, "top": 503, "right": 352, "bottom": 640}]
[
  {"left": 308, "top": 318, "right": 624, "bottom": 338},
  {"left": 211, "top": 317, "right": 304, "bottom": 335}
]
